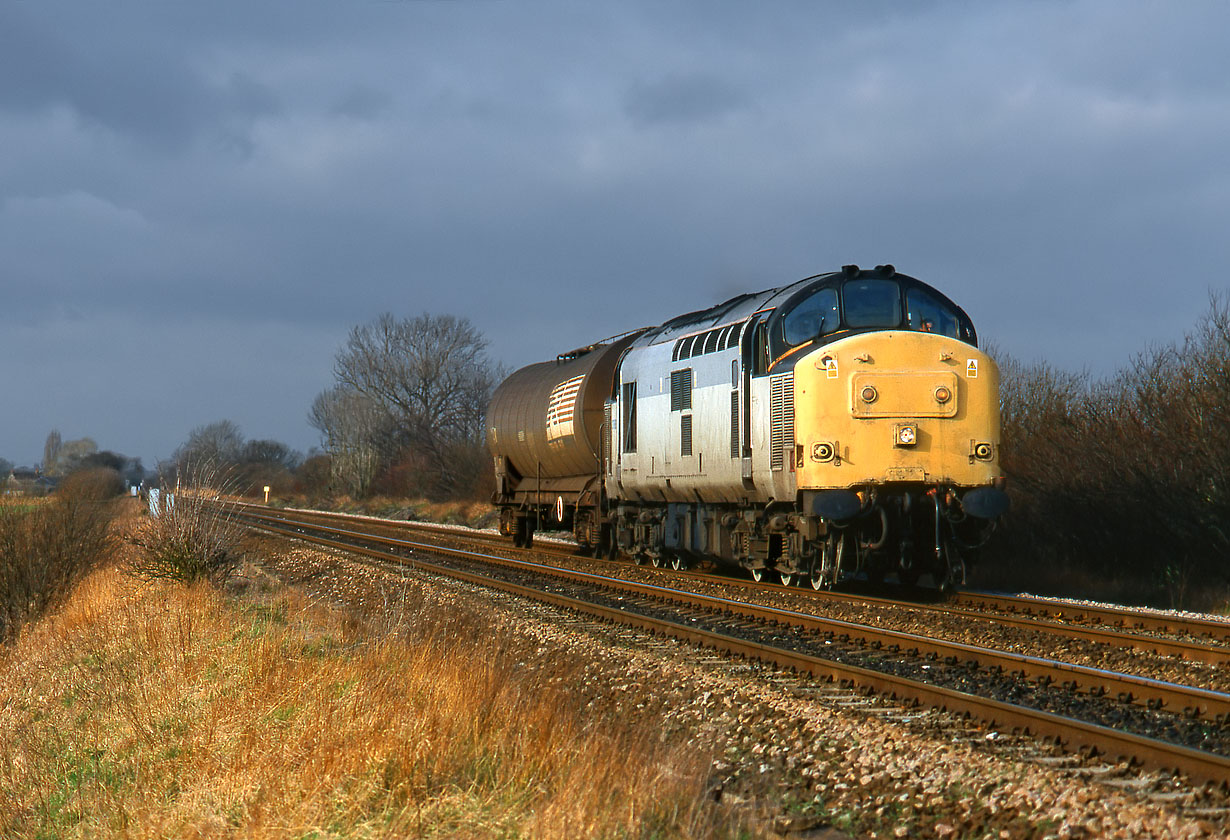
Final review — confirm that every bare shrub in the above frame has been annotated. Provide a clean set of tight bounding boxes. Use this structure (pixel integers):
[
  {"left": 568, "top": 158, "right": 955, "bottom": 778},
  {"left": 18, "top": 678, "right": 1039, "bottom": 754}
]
[
  {"left": 127, "top": 465, "right": 246, "bottom": 584},
  {"left": 0, "top": 483, "right": 118, "bottom": 643},
  {"left": 983, "top": 295, "right": 1230, "bottom": 609},
  {"left": 58, "top": 466, "right": 126, "bottom": 500}
]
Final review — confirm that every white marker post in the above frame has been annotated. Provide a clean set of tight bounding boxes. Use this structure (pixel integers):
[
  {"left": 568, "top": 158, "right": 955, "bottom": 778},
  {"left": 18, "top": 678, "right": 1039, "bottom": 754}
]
[{"left": 263, "top": 485, "right": 271, "bottom": 504}]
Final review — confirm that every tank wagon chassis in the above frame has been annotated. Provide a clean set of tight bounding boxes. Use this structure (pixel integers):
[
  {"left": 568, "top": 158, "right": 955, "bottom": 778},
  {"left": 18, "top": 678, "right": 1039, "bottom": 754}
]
[{"left": 488, "top": 265, "right": 1009, "bottom": 589}]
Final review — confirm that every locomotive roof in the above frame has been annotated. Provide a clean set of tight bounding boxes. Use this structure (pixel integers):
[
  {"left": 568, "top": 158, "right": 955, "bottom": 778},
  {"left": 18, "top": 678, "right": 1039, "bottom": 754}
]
[
  {"left": 557, "top": 266, "right": 972, "bottom": 361},
  {"left": 634, "top": 265, "right": 936, "bottom": 348}
]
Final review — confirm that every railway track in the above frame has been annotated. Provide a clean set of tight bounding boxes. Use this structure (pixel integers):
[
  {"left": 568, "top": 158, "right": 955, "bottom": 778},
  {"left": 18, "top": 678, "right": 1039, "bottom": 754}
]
[
  {"left": 231, "top": 504, "right": 1230, "bottom": 790},
  {"left": 240, "top": 504, "right": 1230, "bottom": 667}
]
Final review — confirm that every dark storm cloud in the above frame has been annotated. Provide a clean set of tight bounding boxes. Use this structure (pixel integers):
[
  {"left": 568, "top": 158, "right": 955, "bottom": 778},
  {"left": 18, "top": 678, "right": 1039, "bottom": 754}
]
[
  {"left": 0, "top": 6, "right": 282, "bottom": 151},
  {"left": 4, "top": 0, "right": 1230, "bottom": 466}
]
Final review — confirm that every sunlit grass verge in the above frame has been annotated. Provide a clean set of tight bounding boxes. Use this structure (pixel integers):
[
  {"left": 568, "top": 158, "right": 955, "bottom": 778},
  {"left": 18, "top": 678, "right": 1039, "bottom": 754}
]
[{"left": 0, "top": 564, "right": 731, "bottom": 839}]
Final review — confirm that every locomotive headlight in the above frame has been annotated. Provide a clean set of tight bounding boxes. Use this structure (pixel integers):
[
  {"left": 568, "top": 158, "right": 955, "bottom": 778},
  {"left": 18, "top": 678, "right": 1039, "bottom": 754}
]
[
  {"left": 973, "top": 442, "right": 994, "bottom": 460},
  {"left": 896, "top": 424, "right": 917, "bottom": 446},
  {"left": 811, "top": 442, "right": 835, "bottom": 462},
  {"left": 860, "top": 385, "right": 878, "bottom": 403},
  {"left": 934, "top": 385, "right": 952, "bottom": 404}
]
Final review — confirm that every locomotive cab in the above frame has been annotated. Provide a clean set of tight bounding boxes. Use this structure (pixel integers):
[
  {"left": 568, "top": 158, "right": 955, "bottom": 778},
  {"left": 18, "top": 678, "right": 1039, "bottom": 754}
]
[{"left": 758, "top": 266, "right": 1006, "bottom": 588}]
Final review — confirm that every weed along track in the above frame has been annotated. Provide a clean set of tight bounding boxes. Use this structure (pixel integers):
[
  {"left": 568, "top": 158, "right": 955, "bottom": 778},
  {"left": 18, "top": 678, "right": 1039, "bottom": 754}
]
[{"left": 232, "top": 506, "right": 1230, "bottom": 812}]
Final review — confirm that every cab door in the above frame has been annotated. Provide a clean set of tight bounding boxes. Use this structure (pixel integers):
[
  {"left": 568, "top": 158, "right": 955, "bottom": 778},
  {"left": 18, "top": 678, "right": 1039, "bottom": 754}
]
[{"left": 738, "top": 313, "right": 769, "bottom": 484}]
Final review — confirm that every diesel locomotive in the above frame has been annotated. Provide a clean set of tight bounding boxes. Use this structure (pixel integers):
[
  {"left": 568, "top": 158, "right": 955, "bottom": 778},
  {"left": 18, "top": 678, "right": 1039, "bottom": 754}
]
[{"left": 486, "top": 265, "right": 1007, "bottom": 588}]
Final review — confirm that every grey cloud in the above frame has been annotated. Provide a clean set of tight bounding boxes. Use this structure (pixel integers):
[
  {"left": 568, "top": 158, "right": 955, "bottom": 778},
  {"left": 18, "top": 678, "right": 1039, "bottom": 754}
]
[
  {"left": 0, "top": 6, "right": 281, "bottom": 151},
  {"left": 624, "top": 73, "right": 749, "bottom": 127},
  {"left": 332, "top": 86, "right": 392, "bottom": 121}
]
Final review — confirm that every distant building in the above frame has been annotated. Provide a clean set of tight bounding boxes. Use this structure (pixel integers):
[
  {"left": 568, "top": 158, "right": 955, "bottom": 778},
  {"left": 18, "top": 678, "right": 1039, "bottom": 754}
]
[{"left": 4, "top": 468, "right": 57, "bottom": 496}]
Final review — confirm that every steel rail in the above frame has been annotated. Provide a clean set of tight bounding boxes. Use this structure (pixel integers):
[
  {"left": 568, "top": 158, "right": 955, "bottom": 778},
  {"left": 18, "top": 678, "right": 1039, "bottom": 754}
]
[
  {"left": 235, "top": 509, "right": 1230, "bottom": 788},
  {"left": 244, "top": 504, "right": 1230, "bottom": 664},
  {"left": 948, "top": 590, "right": 1230, "bottom": 643},
  {"left": 236, "top": 508, "right": 1230, "bottom": 723}
]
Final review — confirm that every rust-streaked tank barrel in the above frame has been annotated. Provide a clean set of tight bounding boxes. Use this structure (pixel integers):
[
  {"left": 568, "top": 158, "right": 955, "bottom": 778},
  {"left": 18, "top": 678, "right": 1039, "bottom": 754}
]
[{"left": 486, "top": 332, "right": 642, "bottom": 483}]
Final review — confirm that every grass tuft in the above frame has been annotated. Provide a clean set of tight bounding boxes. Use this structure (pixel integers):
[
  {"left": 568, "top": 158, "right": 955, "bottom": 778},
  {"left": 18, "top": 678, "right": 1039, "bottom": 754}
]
[{"left": 127, "top": 464, "right": 245, "bottom": 584}]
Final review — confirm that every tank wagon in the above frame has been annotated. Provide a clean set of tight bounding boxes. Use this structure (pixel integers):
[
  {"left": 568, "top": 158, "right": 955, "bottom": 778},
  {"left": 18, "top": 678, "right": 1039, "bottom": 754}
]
[{"left": 486, "top": 265, "right": 1008, "bottom": 588}]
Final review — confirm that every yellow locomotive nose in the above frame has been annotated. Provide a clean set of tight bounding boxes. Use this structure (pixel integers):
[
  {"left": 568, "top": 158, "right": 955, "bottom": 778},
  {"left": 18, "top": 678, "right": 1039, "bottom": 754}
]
[{"left": 794, "top": 331, "right": 1001, "bottom": 490}]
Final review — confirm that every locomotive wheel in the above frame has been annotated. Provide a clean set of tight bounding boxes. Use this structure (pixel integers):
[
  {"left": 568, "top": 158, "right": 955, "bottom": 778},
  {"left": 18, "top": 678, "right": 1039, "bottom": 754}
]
[
  {"left": 750, "top": 568, "right": 764, "bottom": 583},
  {"left": 651, "top": 555, "right": 662, "bottom": 568},
  {"left": 810, "top": 573, "right": 828, "bottom": 591},
  {"left": 670, "top": 555, "right": 686, "bottom": 571}
]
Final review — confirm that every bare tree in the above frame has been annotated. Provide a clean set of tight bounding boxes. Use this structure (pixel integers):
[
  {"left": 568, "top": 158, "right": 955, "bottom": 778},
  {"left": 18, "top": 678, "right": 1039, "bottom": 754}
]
[
  {"left": 235, "top": 439, "right": 304, "bottom": 496},
  {"left": 173, "top": 420, "right": 244, "bottom": 480},
  {"left": 308, "top": 386, "right": 396, "bottom": 497},
  {"left": 43, "top": 429, "right": 62, "bottom": 475},
  {"left": 51, "top": 437, "right": 99, "bottom": 476},
  {"left": 328, "top": 313, "right": 499, "bottom": 498}
]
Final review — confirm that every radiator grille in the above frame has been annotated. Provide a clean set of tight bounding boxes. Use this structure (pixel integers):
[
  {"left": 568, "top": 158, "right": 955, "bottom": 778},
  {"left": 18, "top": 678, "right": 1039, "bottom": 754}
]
[
  {"left": 680, "top": 414, "right": 693, "bottom": 457},
  {"left": 670, "top": 368, "right": 693, "bottom": 411},
  {"left": 769, "top": 372, "right": 795, "bottom": 471},
  {"left": 730, "top": 391, "right": 739, "bottom": 458}
]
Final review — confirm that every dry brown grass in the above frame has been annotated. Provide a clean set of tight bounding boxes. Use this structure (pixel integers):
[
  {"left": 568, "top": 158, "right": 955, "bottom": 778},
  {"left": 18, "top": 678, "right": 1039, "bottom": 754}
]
[
  {"left": 0, "top": 560, "right": 730, "bottom": 839},
  {"left": 281, "top": 494, "right": 498, "bottom": 531}
]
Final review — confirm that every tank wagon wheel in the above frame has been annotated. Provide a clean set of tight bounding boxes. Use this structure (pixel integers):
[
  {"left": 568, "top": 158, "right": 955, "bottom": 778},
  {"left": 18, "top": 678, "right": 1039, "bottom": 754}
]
[
  {"left": 809, "top": 573, "right": 828, "bottom": 591},
  {"left": 650, "top": 555, "right": 663, "bottom": 568},
  {"left": 750, "top": 568, "right": 764, "bottom": 583},
  {"left": 779, "top": 572, "right": 794, "bottom": 587},
  {"left": 670, "top": 555, "right": 687, "bottom": 571}
]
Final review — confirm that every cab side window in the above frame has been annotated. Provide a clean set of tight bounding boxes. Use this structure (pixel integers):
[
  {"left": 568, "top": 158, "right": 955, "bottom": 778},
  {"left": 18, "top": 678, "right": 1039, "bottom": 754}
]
[
  {"left": 753, "top": 319, "right": 770, "bottom": 376},
  {"left": 781, "top": 288, "right": 839, "bottom": 345},
  {"left": 906, "top": 288, "right": 959, "bottom": 337}
]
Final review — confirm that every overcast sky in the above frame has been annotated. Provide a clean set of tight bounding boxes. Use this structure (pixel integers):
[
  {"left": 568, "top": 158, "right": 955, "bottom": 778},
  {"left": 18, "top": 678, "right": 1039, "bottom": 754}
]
[{"left": 4, "top": 0, "right": 1229, "bottom": 468}]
